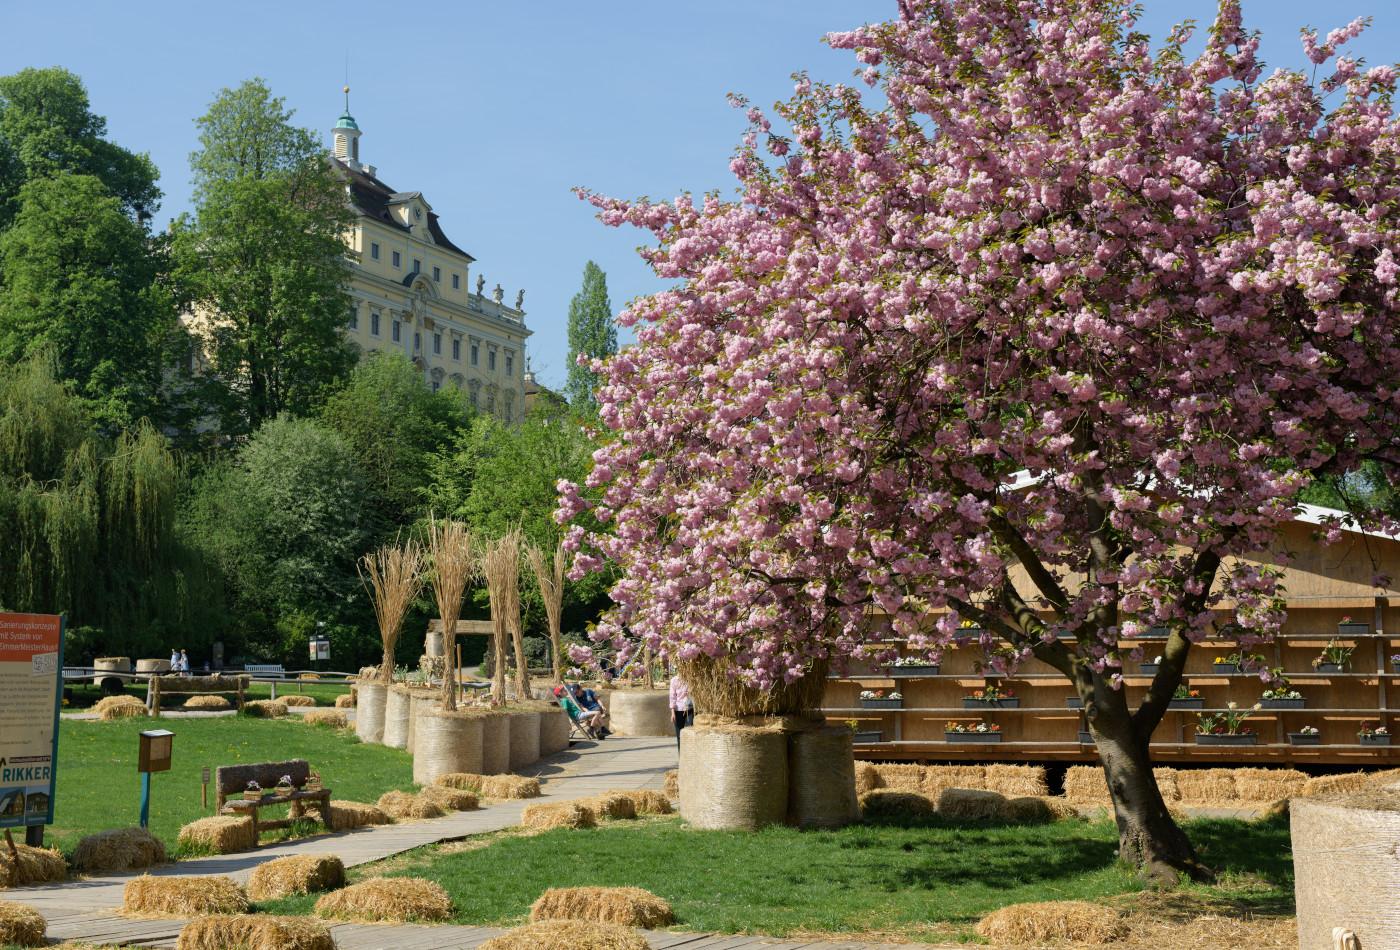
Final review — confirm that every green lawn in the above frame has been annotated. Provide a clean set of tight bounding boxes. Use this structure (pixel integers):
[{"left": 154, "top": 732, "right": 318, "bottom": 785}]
[
  {"left": 262, "top": 814, "right": 1293, "bottom": 942},
  {"left": 45, "top": 717, "right": 412, "bottom": 856}
]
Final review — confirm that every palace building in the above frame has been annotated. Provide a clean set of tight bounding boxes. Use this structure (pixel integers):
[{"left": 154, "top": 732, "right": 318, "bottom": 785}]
[{"left": 331, "top": 91, "right": 529, "bottom": 421}]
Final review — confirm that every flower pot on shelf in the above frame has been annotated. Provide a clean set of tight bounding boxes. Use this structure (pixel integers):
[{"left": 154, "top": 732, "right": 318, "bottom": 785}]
[
  {"left": 1169, "top": 699, "right": 1204, "bottom": 710},
  {"left": 1195, "top": 733, "right": 1257, "bottom": 746},
  {"left": 1392, "top": 661, "right": 1400, "bottom": 675},
  {"left": 1338, "top": 622, "right": 1370, "bottom": 637},
  {"left": 1360, "top": 734, "right": 1392, "bottom": 746},
  {"left": 1261, "top": 699, "right": 1306, "bottom": 709},
  {"left": 1065, "top": 697, "right": 1082, "bottom": 709},
  {"left": 946, "top": 731, "right": 1001, "bottom": 743},
  {"left": 888, "top": 665, "right": 940, "bottom": 677},
  {"left": 962, "top": 698, "right": 1019, "bottom": 709},
  {"left": 1211, "top": 663, "right": 1237, "bottom": 675},
  {"left": 1288, "top": 732, "right": 1321, "bottom": 746},
  {"left": 1315, "top": 663, "right": 1346, "bottom": 674},
  {"left": 1146, "top": 626, "right": 1169, "bottom": 638},
  {"left": 1077, "top": 731, "right": 1094, "bottom": 744},
  {"left": 852, "top": 731, "right": 884, "bottom": 744},
  {"left": 860, "top": 698, "right": 903, "bottom": 709},
  {"left": 1139, "top": 663, "right": 1159, "bottom": 674}
]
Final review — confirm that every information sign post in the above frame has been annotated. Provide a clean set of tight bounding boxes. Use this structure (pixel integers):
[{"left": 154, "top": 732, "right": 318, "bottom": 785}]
[{"left": 0, "top": 613, "right": 64, "bottom": 848}]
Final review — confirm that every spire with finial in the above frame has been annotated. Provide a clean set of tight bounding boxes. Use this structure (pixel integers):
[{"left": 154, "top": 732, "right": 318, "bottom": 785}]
[{"left": 332, "top": 85, "right": 362, "bottom": 167}]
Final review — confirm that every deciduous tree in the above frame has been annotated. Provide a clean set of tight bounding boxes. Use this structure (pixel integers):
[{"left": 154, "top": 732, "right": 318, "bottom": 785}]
[{"left": 565, "top": 261, "right": 617, "bottom": 413}]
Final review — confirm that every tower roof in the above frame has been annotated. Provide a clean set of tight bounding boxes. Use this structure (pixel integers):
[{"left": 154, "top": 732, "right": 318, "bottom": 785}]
[{"left": 335, "top": 112, "right": 359, "bottom": 131}]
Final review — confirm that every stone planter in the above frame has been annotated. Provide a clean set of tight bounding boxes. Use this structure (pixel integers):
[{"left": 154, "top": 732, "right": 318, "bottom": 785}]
[
  {"left": 413, "top": 709, "right": 484, "bottom": 785},
  {"left": 1169, "top": 698, "right": 1204, "bottom": 710},
  {"left": 1338, "top": 622, "right": 1370, "bottom": 637},
  {"left": 538, "top": 707, "right": 571, "bottom": 756},
  {"left": 382, "top": 686, "right": 412, "bottom": 749},
  {"left": 1288, "top": 732, "right": 1322, "bottom": 746},
  {"left": 508, "top": 710, "right": 541, "bottom": 771},
  {"left": 1261, "top": 698, "right": 1305, "bottom": 709},
  {"left": 1315, "top": 663, "right": 1347, "bottom": 674},
  {"left": 888, "top": 665, "right": 940, "bottom": 677},
  {"left": 788, "top": 725, "right": 858, "bottom": 829},
  {"left": 1359, "top": 734, "right": 1392, "bottom": 746},
  {"left": 861, "top": 698, "right": 903, "bottom": 709},
  {"left": 962, "top": 697, "right": 1018, "bottom": 709},
  {"left": 1195, "top": 733, "right": 1257, "bottom": 746},
  {"left": 852, "top": 731, "right": 884, "bottom": 744},
  {"left": 1065, "top": 697, "right": 1082, "bottom": 709},
  {"left": 354, "top": 682, "right": 388, "bottom": 744},
  {"left": 1139, "top": 663, "right": 1159, "bottom": 675},
  {"left": 946, "top": 732, "right": 1001, "bottom": 743},
  {"left": 602, "top": 689, "right": 673, "bottom": 737}
]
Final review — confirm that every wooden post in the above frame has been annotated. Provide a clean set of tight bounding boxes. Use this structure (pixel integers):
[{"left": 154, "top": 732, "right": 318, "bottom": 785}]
[{"left": 150, "top": 676, "right": 161, "bottom": 719}]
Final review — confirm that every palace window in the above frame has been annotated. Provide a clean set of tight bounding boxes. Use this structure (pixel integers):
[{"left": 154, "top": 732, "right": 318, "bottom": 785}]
[
  {"left": 432, "top": 380, "right": 440, "bottom": 392},
  {"left": 413, "top": 258, "right": 422, "bottom": 273},
  {"left": 488, "top": 349, "right": 497, "bottom": 372},
  {"left": 452, "top": 273, "right": 460, "bottom": 290},
  {"left": 392, "top": 319, "right": 401, "bottom": 342},
  {"left": 371, "top": 311, "right": 380, "bottom": 336},
  {"left": 505, "top": 353, "right": 513, "bottom": 376},
  {"left": 471, "top": 341, "right": 479, "bottom": 366},
  {"left": 414, "top": 331, "right": 421, "bottom": 351},
  {"left": 371, "top": 242, "right": 380, "bottom": 260},
  {"left": 392, "top": 250, "right": 401, "bottom": 268},
  {"left": 433, "top": 266, "right": 441, "bottom": 282},
  {"left": 433, "top": 332, "right": 442, "bottom": 355},
  {"left": 452, "top": 338, "right": 461, "bottom": 360},
  {"left": 348, "top": 303, "right": 358, "bottom": 330}
]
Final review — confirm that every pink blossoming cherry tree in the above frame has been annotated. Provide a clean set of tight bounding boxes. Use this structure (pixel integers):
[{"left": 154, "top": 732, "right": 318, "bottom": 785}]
[{"left": 559, "top": 0, "right": 1400, "bottom": 882}]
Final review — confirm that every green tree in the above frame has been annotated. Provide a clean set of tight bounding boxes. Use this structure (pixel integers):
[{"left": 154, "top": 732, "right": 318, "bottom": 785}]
[
  {"left": 0, "top": 67, "right": 159, "bottom": 227},
  {"left": 320, "top": 353, "right": 474, "bottom": 528},
  {"left": 173, "top": 78, "right": 354, "bottom": 436},
  {"left": 0, "top": 173, "right": 176, "bottom": 429},
  {"left": 183, "top": 414, "right": 373, "bottom": 661},
  {"left": 564, "top": 261, "right": 617, "bottom": 413}
]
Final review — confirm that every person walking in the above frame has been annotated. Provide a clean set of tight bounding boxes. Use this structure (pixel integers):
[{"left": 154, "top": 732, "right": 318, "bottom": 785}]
[
  {"left": 169, "top": 647, "right": 179, "bottom": 672},
  {"left": 179, "top": 649, "right": 191, "bottom": 676},
  {"left": 669, "top": 671, "right": 693, "bottom": 749}
]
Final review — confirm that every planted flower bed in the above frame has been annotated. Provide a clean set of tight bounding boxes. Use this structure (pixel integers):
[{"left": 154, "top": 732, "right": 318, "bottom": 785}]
[
  {"left": 1288, "top": 727, "right": 1321, "bottom": 746},
  {"left": 1260, "top": 684, "right": 1304, "bottom": 709},
  {"left": 945, "top": 721, "right": 1000, "bottom": 743},
  {"left": 888, "top": 657, "right": 940, "bottom": 677},
  {"left": 859, "top": 689, "right": 902, "bottom": 710},
  {"left": 1194, "top": 702, "right": 1258, "bottom": 746},
  {"left": 1168, "top": 687, "right": 1203, "bottom": 710},
  {"left": 1359, "top": 723, "right": 1391, "bottom": 746},
  {"left": 963, "top": 685, "right": 1018, "bottom": 708}
]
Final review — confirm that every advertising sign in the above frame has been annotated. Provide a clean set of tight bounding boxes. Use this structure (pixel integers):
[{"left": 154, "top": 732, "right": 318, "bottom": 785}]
[{"left": 0, "top": 613, "right": 64, "bottom": 827}]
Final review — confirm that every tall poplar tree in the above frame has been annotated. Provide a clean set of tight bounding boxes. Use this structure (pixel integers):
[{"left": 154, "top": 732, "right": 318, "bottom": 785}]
[
  {"left": 173, "top": 79, "right": 354, "bottom": 436},
  {"left": 564, "top": 261, "right": 617, "bottom": 413}
]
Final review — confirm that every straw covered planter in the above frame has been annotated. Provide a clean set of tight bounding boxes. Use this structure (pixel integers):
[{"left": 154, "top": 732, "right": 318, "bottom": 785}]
[
  {"left": 1293, "top": 789, "right": 1400, "bottom": 949},
  {"left": 0, "top": 844, "right": 66, "bottom": 887},
  {"left": 479, "top": 708, "right": 513, "bottom": 774},
  {"left": 382, "top": 685, "right": 413, "bottom": 749},
  {"left": 480, "top": 919, "right": 649, "bottom": 950},
  {"left": 679, "top": 716, "right": 790, "bottom": 830},
  {"left": 0, "top": 900, "right": 46, "bottom": 947},
  {"left": 313, "top": 876, "right": 453, "bottom": 922},
  {"left": 406, "top": 689, "right": 439, "bottom": 754},
  {"left": 413, "top": 708, "right": 485, "bottom": 785},
  {"left": 600, "top": 689, "right": 672, "bottom": 737},
  {"left": 122, "top": 875, "right": 249, "bottom": 917},
  {"left": 508, "top": 709, "right": 542, "bottom": 771},
  {"left": 175, "top": 914, "right": 334, "bottom": 950},
  {"left": 354, "top": 681, "right": 389, "bottom": 743},
  {"left": 246, "top": 855, "right": 346, "bottom": 901},
  {"left": 71, "top": 828, "right": 165, "bottom": 873},
  {"left": 787, "top": 723, "right": 858, "bottom": 829},
  {"left": 530, "top": 886, "right": 674, "bottom": 928},
  {"left": 538, "top": 704, "right": 572, "bottom": 756}
]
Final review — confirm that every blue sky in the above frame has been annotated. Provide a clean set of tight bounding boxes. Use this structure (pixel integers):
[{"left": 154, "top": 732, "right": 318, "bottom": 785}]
[{"left": 3, "top": 1, "right": 1396, "bottom": 390}]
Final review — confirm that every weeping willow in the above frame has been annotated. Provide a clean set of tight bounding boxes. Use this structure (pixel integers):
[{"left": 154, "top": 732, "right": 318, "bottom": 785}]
[{"left": 0, "top": 357, "right": 220, "bottom": 655}]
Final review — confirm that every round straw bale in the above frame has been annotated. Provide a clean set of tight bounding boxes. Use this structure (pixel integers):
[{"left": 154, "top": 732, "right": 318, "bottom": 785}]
[
  {"left": 788, "top": 724, "right": 858, "bottom": 829},
  {"left": 479, "top": 774, "right": 541, "bottom": 799},
  {"left": 376, "top": 790, "right": 446, "bottom": 821},
  {"left": 678, "top": 722, "right": 788, "bottom": 831},
  {"left": 418, "top": 785, "right": 479, "bottom": 811},
  {"left": 479, "top": 919, "right": 649, "bottom": 950},
  {"left": 1231, "top": 767, "right": 1308, "bottom": 802},
  {"left": 529, "top": 886, "right": 674, "bottom": 928},
  {"left": 122, "top": 875, "right": 249, "bottom": 917},
  {"left": 325, "top": 800, "right": 391, "bottom": 831},
  {"left": 854, "top": 761, "right": 882, "bottom": 795},
  {"left": 407, "top": 690, "right": 439, "bottom": 754},
  {"left": 281, "top": 694, "right": 316, "bottom": 708},
  {"left": 480, "top": 709, "right": 512, "bottom": 774},
  {"left": 382, "top": 686, "right": 412, "bottom": 749},
  {"left": 71, "top": 827, "right": 166, "bottom": 873},
  {"left": 602, "top": 689, "right": 672, "bottom": 736},
  {"left": 94, "top": 694, "right": 146, "bottom": 720},
  {"left": 598, "top": 789, "right": 672, "bottom": 816},
  {"left": 313, "top": 876, "right": 452, "bottom": 923},
  {"left": 243, "top": 700, "right": 287, "bottom": 719},
  {"left": 975, "top": 900, "right": 1127, "bottom": 944},
  {"left": 175, "top": 914, "right": 334, "bottom": 950},
  {"left": 435, "top": 772, "right": 484, "bottom": 791},
  {"left": 0, "top": 843, "right": 66, "bottom": 887},
  {"left": 938, "top": 788, "right": 1011, "bottom": 822},
  {"left": 1293, "top": 790, "right": 1400, "bottom": 949},
  {"left": 585, "top": 794, "right": 638, "bottom": 821},
  {"left": 508, "top": 710, "right": 542, "bottom": 770},
  {"left": 521, "top": 801, "right": 598, "bottom": 831},
  {"left": 183, "top": 695, "right": 231, "bottom": 711},
  {"left": 872, "top": 763, "right": 925, "bottom": 792},
  {"left": 354, "top": 681, "right": 388, "bottom": 743},
  {"left": 334, "top": 693, "right": 355, "bottom": 709},
  {"left": 663, "top": 769, "right": 679, "bottom": 799},
  {"left": 302, "top": 709, "right": 347, "bottom": 729},
  {"left": 538, "top": 707, "right": 571, "bottom": 756},
  {"left": 176, "top": 816, "right": 256, "bottom": 854},
  {"left": 246, "top": 854, "right": 346, "bottom": 901},
  {"left": 859, "top": 790, "right": 935, "bottom": 821},
  {"left": 414, "top": 710, "right": 485, "bottom": 785},
  {"left": 985, "top": 764, "right": 1048, "bottom": 798},
  {"left": 0, "top": 900, "right": 45, "bottom": 947}
]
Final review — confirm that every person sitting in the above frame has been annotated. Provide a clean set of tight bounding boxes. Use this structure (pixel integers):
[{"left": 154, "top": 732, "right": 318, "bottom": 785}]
[
  {"left": 570, "top": 683, "right": 609, "bottom": 737},
  {"left": 554, "top": 685, "right": 604, "bottom": 738}
]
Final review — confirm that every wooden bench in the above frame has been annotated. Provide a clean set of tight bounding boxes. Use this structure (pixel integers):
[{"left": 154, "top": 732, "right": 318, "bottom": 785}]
[
  {"left": 148, "top": 674, "right": 248, "bottom": 717},
  {"left": 215, "top": 759, "right": 331, "bottom": 843}
]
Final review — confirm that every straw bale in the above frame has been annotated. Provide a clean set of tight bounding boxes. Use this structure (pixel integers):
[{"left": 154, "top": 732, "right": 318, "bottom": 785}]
[
  {"left": 585, "top": 794, "right": 638, "bottom": 821},
  {"left": 530, "top": 886, "right": 674, "bottom": 928},
  {"left": 871, "top": 763, "right": 925, "bottom": 792},
  {"left": 175, "top": 914, "right": 334, "bottom": 950},
  {"left": 479, "top": 919, "right": 649, "bottom": 950},
  {"left": 1063, "top": 765, "right": 1110, "bottom": 803},
  {"left": 521, "top": 801, "right": 598, "bottom": 831},
  {"left": 334, "top": 693, "right": 355, "bottom": 708},
  {"left": 177, "top": 816, "right": 256, "bottom": 854},
  {"left": 1175, "top": 769, "right": 1237, "bottom": 803},
  {"left": 243, "top": 700, "right": 288, "bottom": 718},
  {"left": 479, "top": 774, "right": 541, "bottom": 799},
  {"left": 246, "top": 855, "right": 346, "bottom": 901},
  {"left": 600, "top": 789, "right": 672, "bottom": 815},
  {"left": 183, "top": 695, "right": 231, "bottom": 711},
  {"left": 1231, "top": 768, "right": 1307, "bottom": 802},
  {"left": 0, "top": 900, "right": 45, "bottom": 947},
  {"left": 301, "top": 709, "right": 347, "bottom": 729},
  {"left": 71, "top": 828, "right": 165, "bottom": 873},
  {"left": 161, "top": 674, "right": 247, "bottom": 693},
  {"left": 375, "top": 790, "right": 447, "bottom": 820},
  {"left": 921, "top": 765, "right": 990, "bottom": 798},
  {"left": 854, "top": 761, "right": 882, "bottom": 795},
  {"left": 975, "top": 900, "right": 1127, "bottom": 945},
  {"left": 94, "top": 694, "right": 146, "bottom": 720},
  {"left": 122, "top": 875, "right": 249, "bottom": 917},
  {"left": 299, "top": 673, "right": 321, "bottom": 680},
  {"left": 663, "top": 769, "right": 679, "bottom": 799},
  {"left": 1000, "top": 796, "right": 1083, "bottom": 824},
  {"left": 1152, "top": 767, "right": 1182, "bottom": 802},
  {"left": 281, "top": 694, "right": 316, "bottom": 707},
  {"left": 938, "top": 788, "right": 1010, "bottom": 822},
  {"left": 985, "top": 764, "right": 1048, "bottom": 797},
  {"left": 435, "top": 772, "right": 484, "bottom": 792},
  {"left": 859, "top": 790, "right": 935, "bottom": 821},
  {"left": 325, "top": 800, "right": 391, "bottom": 831},
  {"left": 1300, "top": 771, "right": 1375, "bottom": 798},
  {"left": 679, "top": 724, "right": 789, "bottom": 831},
  {"left": 1257, "top": 798, "right": 1290, "bottom": 822},
  {"left": 0, "top": 843, "right": 66, "bottom": 888},
  {"left": 418, "top": 785, "right": 479, "bottom": 811},
  {"left": 313, "top": 876, "right": 452, "bottom": 922}
]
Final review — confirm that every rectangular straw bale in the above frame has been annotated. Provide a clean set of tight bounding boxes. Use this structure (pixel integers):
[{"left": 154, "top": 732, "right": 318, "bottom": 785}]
[
  {"left": 435, "top": 772, "right": 484, "bottom": 792},
  {"left": 334, "top": 693, "right": 355, "bottom": 708},
  {"left": 175, "top": 913, "right": 335, "bottom": 950},
  {"left": 937, "top": 788, "right": 1009, "bottom": 821},
  {"left": 246, "top": 855, "right": 346, "bottom": 901},
  {"left": 1152, "top": 768, "right": 1182, "bottom": 802},
  {"left": 122, "top": 875, "right": 249, "bottom": 917},
  {"left": 324, "top": 800, "right": 390, "bottom": 831},
  {"left": 0, "top": 843, "right": 66, "bottom": 887},
  {"left": 479, "top": 774, "right": 541, "bottom": 799},
  {"left": 375, "top": 791, "right": 446, "bottom": 820},
  {"left": 584, "top": 793, "right": 638, "bottom": 821},
  {"left": 71, "top": 827, "right": 165, "bottom": 873},
  {"left": 985, "top": 764, "right": 1047, "bottom": 797},
  {"left": 873, "top": 763, "right": 926, "bottom": 791},
  {"left": 921, "top": 764, "right": 989, "bottom": 797},
  {"left": 854, "top": 761, "right": 882, "bottom": 795},
  {"left": 664, "top": 769, "right": 679, "bottom": 799},
  {"left": 1175, "top": 768, "right": 1237, "bottom": 803},
  {"left": 94, "top": 695, "right": 146, "bottom": 720},
  {"left": 418, "top": 785, "right": 478, "bottom": 811},
  {"left": 301, "top": 709, "right": 347, "bottom": 728},
  {"left": 176, "top": 816, "right": 256, "bottom": 854},
  {"left": 1062, "top": 766, "right": 1110, "bottom": 803},
  {"left": 1231, "top": 768, "right": 1308, "bottom": 802},
  {"left": 1299, "top": 771, "right": 1380, "bottom": 798},
  {"left": 521, "top": 801, "right": 597, "bottom": 831},
  {"left": 281, "top": 695, "right": 316, "bottom": 707},
  {"left": 243, "top": 700, "right": 287, "bottom": 718}
]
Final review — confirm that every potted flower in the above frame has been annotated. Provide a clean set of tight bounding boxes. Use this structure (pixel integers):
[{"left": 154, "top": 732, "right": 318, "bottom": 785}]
[
  {"left": 860, "top": 689, "right": 903, "bottom": 709},
  {"left": 1358, "top": 722, "right": 1391, "bottom": 746},
  {"left": 889, "top": 655, "right": 940, "bottom": 677},
  {"left": 1391, "top": 654, "right": 1400, "bottom": 675},
  {"left": 275, "top": 773, "right": 296, "bottom": 795},
  {"left": 1338, "top": 615, "right": 1370, "bottom": 637},
  {"left": 1141, "top": 654, "right": 1162, "bottom": 675},
  {"left": 958, "top": 617, "right": 983, "bottom": 637},
  {"left": 243, "top": 780, "right": 263, "bottom": 802},
  {"left": 1168, "top": 685, "right": 1203, "bottom": 710},
  {"left": 1260, "top": 682, "right": 1305, "bottom": 709},
  {"left": 1211, "top": 655, "right": 1237, "bottom": 674},
  {"left": 304, "top": 770, "right": 323, "bottom": 791},
  {"left": 964, "top": 684, "right": 1018, "bottom": 708},
  {"left": 1313, "top": 639, "right": 1353, "bottom": 674},
  {"left": 1194, "top": 702, "right": 1259, "bottom": 745},
  {"left": 945, "top": 720, "right": 1002, "bottom": 743},
  {"left": 1288, "top": 725, "right": 1321, "bottom": 746},
  {"left": 846, "top": 718, "right": 883, "bottom": 744}
]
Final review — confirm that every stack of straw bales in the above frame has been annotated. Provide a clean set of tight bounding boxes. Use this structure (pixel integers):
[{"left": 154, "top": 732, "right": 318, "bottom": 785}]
[
  {"left": 480, "top": 920, "right": 648, "bottom": 950},
  {"left": 246, "top": 855, "right": 346, "bottom": 901},
  {"left": 94, "top": 695, "right": 146, "bottom": 720},
  {"left": 121, "top": 875, "right": 249, "bottom": 917},
  {"left": 0, "top": 900, "right": 45, "bottom": 947},
  {"left": 975, "top": 900, "right": 1127, "bottom": 945},
  {"left": 375, "top": 791, "right": 446, "bottom": 821},
  {"left": 313, "top": 877, "right": 453, "bottom": 922},
  {"left": 0, "top": 844, "right": 66, "bottom": 887},
  {"left": 177, "top": 816, "right": 256, "bottom": 854},
  {"left": 175, "top": 915, "right": 334, "bottom": 950},
  {"left": 529, "top": 886, "right": 674, "bottom": 928},
  {"left": 301, "top": 709, "right": 347, "bottom": 729},
  {"left": 71, "top": 828, "right": 165, "bottom": 873},
  {"left": 183, "top": 695, "right": 230, "bottom": 711},
  {"left": 243, "top": 700, "right": 287, "bottom": 719}
]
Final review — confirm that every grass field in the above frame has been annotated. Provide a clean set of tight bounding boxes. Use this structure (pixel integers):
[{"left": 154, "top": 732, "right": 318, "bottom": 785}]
[
  {"left": 261, "top": 813, "right": 1294, "bottom": 943},
  {"left": 45, "top": 717, "right": 412, "bottom": 856}
]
